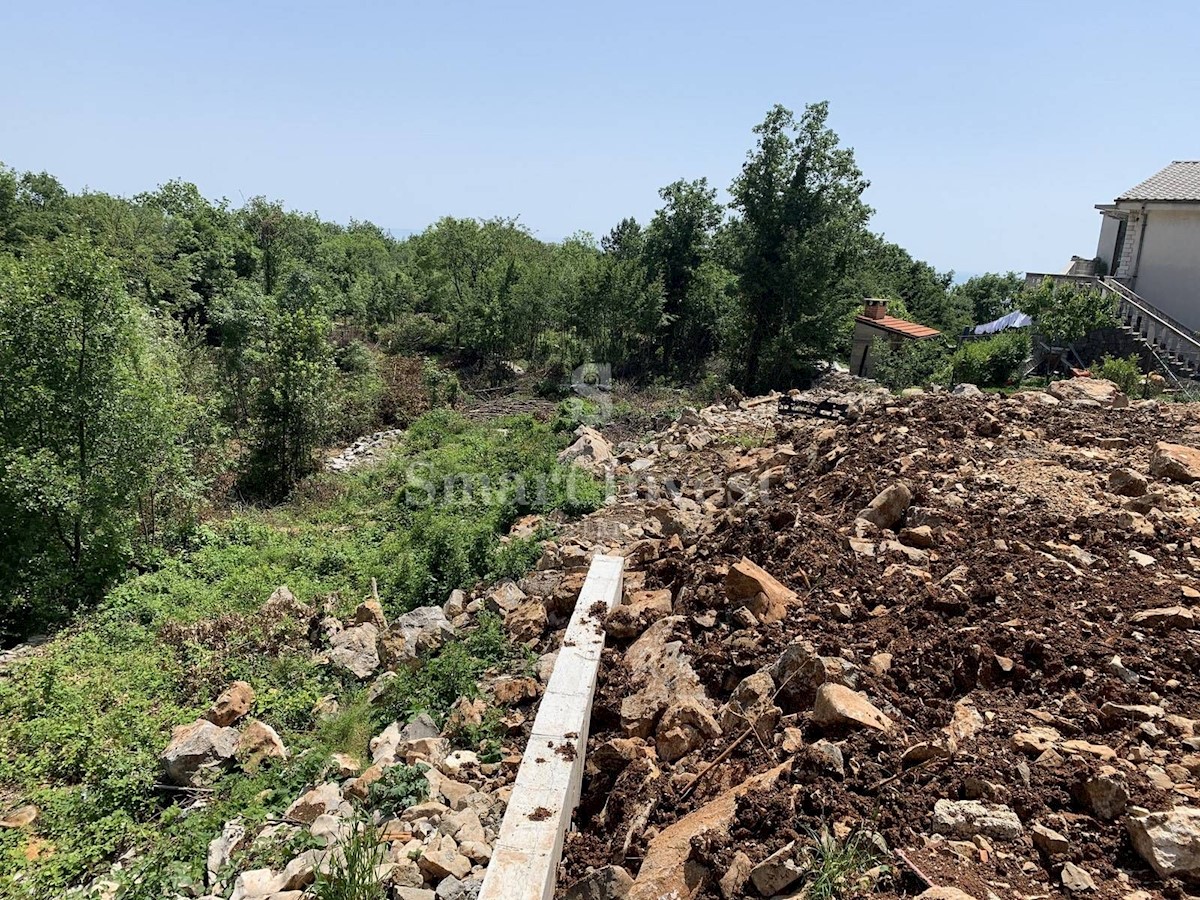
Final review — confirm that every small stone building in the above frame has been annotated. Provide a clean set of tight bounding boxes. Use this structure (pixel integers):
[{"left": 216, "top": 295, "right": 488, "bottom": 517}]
[{"left": 849, "top": 298, "right": 941, "bottom": 378}]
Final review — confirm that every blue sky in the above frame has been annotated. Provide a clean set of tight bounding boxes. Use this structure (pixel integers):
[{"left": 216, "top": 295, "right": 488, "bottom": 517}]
[{"left": 2, "top": 0, "right": 1198, "bottom": 275}]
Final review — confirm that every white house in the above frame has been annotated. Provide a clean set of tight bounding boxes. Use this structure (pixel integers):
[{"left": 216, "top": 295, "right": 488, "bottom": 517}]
[{"left": 1095, "top": 161, "right": 1200, "bottom": 331}]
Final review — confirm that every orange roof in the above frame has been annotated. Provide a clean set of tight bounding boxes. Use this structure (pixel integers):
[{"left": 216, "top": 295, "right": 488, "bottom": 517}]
[{"left": 856, "top": 314, "right": 941, "bottom": 339}]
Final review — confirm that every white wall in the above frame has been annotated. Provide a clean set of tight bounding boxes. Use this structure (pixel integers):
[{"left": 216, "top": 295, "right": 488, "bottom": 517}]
[
  {"left": 1096, "top": 214, "right": 1121, "bottom": 274},
  {"left": 1133, "top": 207, "right": 1200, "bottom": 331}
]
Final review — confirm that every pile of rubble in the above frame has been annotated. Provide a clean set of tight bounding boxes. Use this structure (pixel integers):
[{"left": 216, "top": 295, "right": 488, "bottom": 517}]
[
  {"left": 325, "top": 429, "right": 405, "bottom": 473},
  {"left": 549, "top": 380, "right": 1200, "bottom": 900}
]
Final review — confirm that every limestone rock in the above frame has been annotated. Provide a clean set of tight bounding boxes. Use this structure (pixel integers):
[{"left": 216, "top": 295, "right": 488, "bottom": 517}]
[
  {"left": 1150, "top": 441, "right": 1200, "bottom": 483},
  {"left": 1109, "top": 468, "right": 1148, "bottom": 497},
  {"left": 1048, "top": 377, "right": 1127, "bottom": 408},
  {"left": 932, "top": 799, "right": 1023, "bottom": 841},
  {"left": 812, "top": 683, "right": 893, "bottom": 733},
  {"left": 492, "top": 675, "right": 540, "bottom": 706},
  {"left": 620, "top": 617, "right": 706, "bottom": 738},
  {"left": 162, "top": 719, "right": 240, "bottom": 786},
  {"left": 1130, "top": 606, "right": 1195, "bottom": 630},
  {"left": 856, "top": 482, "right": 912, "bottom": 530},
  {"left": 207, "top": 818, "right": 248, "bottom": 883},
  {"left": 1031, "top": 822, "right": 1069, "bottom": 856},
  {"left": 0, "top": 805, "right": 38, "bottom": 829},
  {"left": 380, "top": 607, "right": 455, "bottom": 670},
  {"left": 559, "top": 426, "right": 614, "bottom": 474},
  {"left": 718, "top": 851, "right": 752, "bottom": 900},
  {"left": 654, "top": 698, "right": 721, "bottom": 763},
  {"left": 505, "top": 598, "right": 548, "bottom": 644},
  {"left": 1061, "top": 861, "right": 1096, "bottom": 892},
  {"left": 627, "top": 761, "right": 791, "bottom": 900},
  {"left": 329, "top": 623, "right": 380, "bottom": 679},
  {"left": 353, "top": 598, "right": 387, "bottom": 629},
  {"left": 206, "top": 681, "right": 256, "bottom": 727},
  {"left": 606, "top": 589, "right": 673, "bottom": 639},
  {"left": 562, "top": 865, "right": 634, "bottom": 900},
  {"left": 718, "top": 671, "right": 779, "bottom": 738},
  {"left": 749, "top": 841, "right": 802, "bottom": 896},
  {"left": 285, "top": 783, "right": 343, "bottom": 825},
  {"left": 724, "top": 558, "right": 797, "bottom": 624},
  {"left": 772, "top": 641, "right": 858, "bottom": 711},
  {"left": 237, "top": 719, "right": 287, "bottom": 770},
  {"left": 1126, "top": 807, "right": 1200, "bottom": 880}
]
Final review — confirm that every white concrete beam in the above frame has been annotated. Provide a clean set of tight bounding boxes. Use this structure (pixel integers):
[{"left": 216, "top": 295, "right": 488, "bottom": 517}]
[{"left": 478, "top": 553, "right": 625, "bottom": 900}]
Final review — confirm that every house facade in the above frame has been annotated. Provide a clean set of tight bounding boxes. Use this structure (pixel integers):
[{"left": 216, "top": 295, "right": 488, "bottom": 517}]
[{"left": 1095, "top": 161, "right": 1200, "bottom": 331}]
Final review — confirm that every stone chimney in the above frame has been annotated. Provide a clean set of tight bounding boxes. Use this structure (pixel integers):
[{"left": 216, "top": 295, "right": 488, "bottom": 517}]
[{"left": 863, "top": 298, "right": 888, "bottom": 320}]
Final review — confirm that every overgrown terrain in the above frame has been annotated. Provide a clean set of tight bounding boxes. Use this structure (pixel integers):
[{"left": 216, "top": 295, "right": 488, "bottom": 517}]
[{"left": 0, "top": 411, "right": 596, "bottom": 898}]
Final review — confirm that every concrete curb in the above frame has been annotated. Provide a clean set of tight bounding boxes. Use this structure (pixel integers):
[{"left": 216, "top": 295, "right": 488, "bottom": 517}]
[{"left": 478, "top": 554, "right": 625, "bottom": 900}]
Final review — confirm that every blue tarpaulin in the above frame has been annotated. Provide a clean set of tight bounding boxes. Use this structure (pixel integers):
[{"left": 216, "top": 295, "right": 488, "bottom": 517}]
[{"left": 972, "top": 310, "right": 1032, "bottom": 335}]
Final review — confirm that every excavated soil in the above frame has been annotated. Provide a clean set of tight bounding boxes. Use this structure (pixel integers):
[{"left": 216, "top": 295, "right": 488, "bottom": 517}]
[{"left": 559, "top": 391, "right": 1200, "bottom": 900}]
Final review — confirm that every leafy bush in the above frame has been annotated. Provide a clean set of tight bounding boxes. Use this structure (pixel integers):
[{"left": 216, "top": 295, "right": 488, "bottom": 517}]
[
  {"left": 367, "top": 763, "right": 429, "bottom": 817},
  {"left": 377, "top": 313, "right": 450, "bottom": 355},
  {"left": 869, "top": 337, "right": 949, "bottom": 390},
  {"left": 949, "top": 331, "right": 1030, "bottom": 387},
  {"left": 421, "top": 358, "right": 460, "bottom": 408},
  {"left": 1092, "top": 353, "right": 1143, "bottom": 395}
]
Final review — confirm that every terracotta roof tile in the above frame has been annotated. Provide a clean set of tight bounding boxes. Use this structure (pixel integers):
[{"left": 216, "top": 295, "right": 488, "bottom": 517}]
[{"left": 856, "top": 315, "right": 941, "bottom": 339}]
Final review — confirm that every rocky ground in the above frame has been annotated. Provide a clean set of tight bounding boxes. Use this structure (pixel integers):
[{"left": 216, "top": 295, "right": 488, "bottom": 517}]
[
  {"left": 555, "top": 378, "right": 1200, "bottom": 900},
  {"left": 101, "top": 376, "right": 1200, "bottom": 900}
]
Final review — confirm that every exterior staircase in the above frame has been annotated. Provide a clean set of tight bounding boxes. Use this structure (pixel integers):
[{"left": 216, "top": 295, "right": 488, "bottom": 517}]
[{"left": 1099, "top": 276, "right": 1200, "bottom": 392}]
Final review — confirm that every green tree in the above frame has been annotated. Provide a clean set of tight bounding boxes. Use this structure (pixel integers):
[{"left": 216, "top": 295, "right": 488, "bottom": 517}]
[
  {"left": 0, "top": 240, "right": 194, "bottom": 637},
  {"left": 581, "top": 220, "right": 664, "bottom": 372},
  {"left": 244, "top": 271, "right": 335, "bottom": 499},
  {"left": 644, "top": 179, "right": 729, "bottom": 377},
  {"left": 949, "top": 272, "right": 1024, "bottom": 326},
  {"left": 1019, "top": 277, "right": 1117, "bottom": 344},
  {"left": 725, "top": 102, "right": 872, "bottom": 391}
]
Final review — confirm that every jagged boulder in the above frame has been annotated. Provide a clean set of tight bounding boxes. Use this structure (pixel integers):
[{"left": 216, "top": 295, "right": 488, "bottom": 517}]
[
  {"left": 724, "top": 558, "right": 798, "bottom": 624},
  {"left": 206, "top": 681, "right": 255, "bottom": 727},
  {"left": 856, "top": 482, "right": 912, "bottom": 530},
  {"left": 559, "top": 426, "right": 613, "bottom": 474},
  {"left": 329, "top": 623, "right": 380, "bottom": 679},
  {"left": 162, "top": 719, "right": 240, "bottom": 786},
  {"left": 654, "top": 698, "right": 721, "bottom": 763},
  {"left": 620, "top": 617, "right": 706, "bottom": 738},
  {"left": 606, "top": 589, "right": 673, "bottom": 639},
  {"left": 380, "top": 607, "right": 455, "bottom": 669},
  {"left": 812, "top": 683, "right": 893, "bottom": 733},
  {"left": 1126, "top": 807, "right": 1200, "bottom": 880},
  {"left": 237, "top": 719, "right": 287, "bottom": 770},
  {"left": 1150, "top": 441, "right": 1200, "bottom": 483},
  {"left": 1048, "top": 377, "right": 1128, "bottom": 408}
]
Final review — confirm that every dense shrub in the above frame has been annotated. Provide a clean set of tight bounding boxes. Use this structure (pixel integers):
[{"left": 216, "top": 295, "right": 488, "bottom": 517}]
[
  {"left": 949, "top": 330, "right": 1030, "bottom": 387},
  {"left": 1093, "top": 353, "right": 1143, "bottom": 395},
  {"left": 869, "top": 337, "right": 949, "bottom": 390},
  {"left": 377, "top": 313, "right": 450, "bottom": 355}
]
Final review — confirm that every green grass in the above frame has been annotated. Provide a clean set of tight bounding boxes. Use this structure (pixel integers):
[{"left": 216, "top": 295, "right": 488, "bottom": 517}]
[
  {"left": 0, "top": 410, "right": 599, "bottom": 899},
  {"left": 796, "top": 826, "right": 890, "bottom": 900}
]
